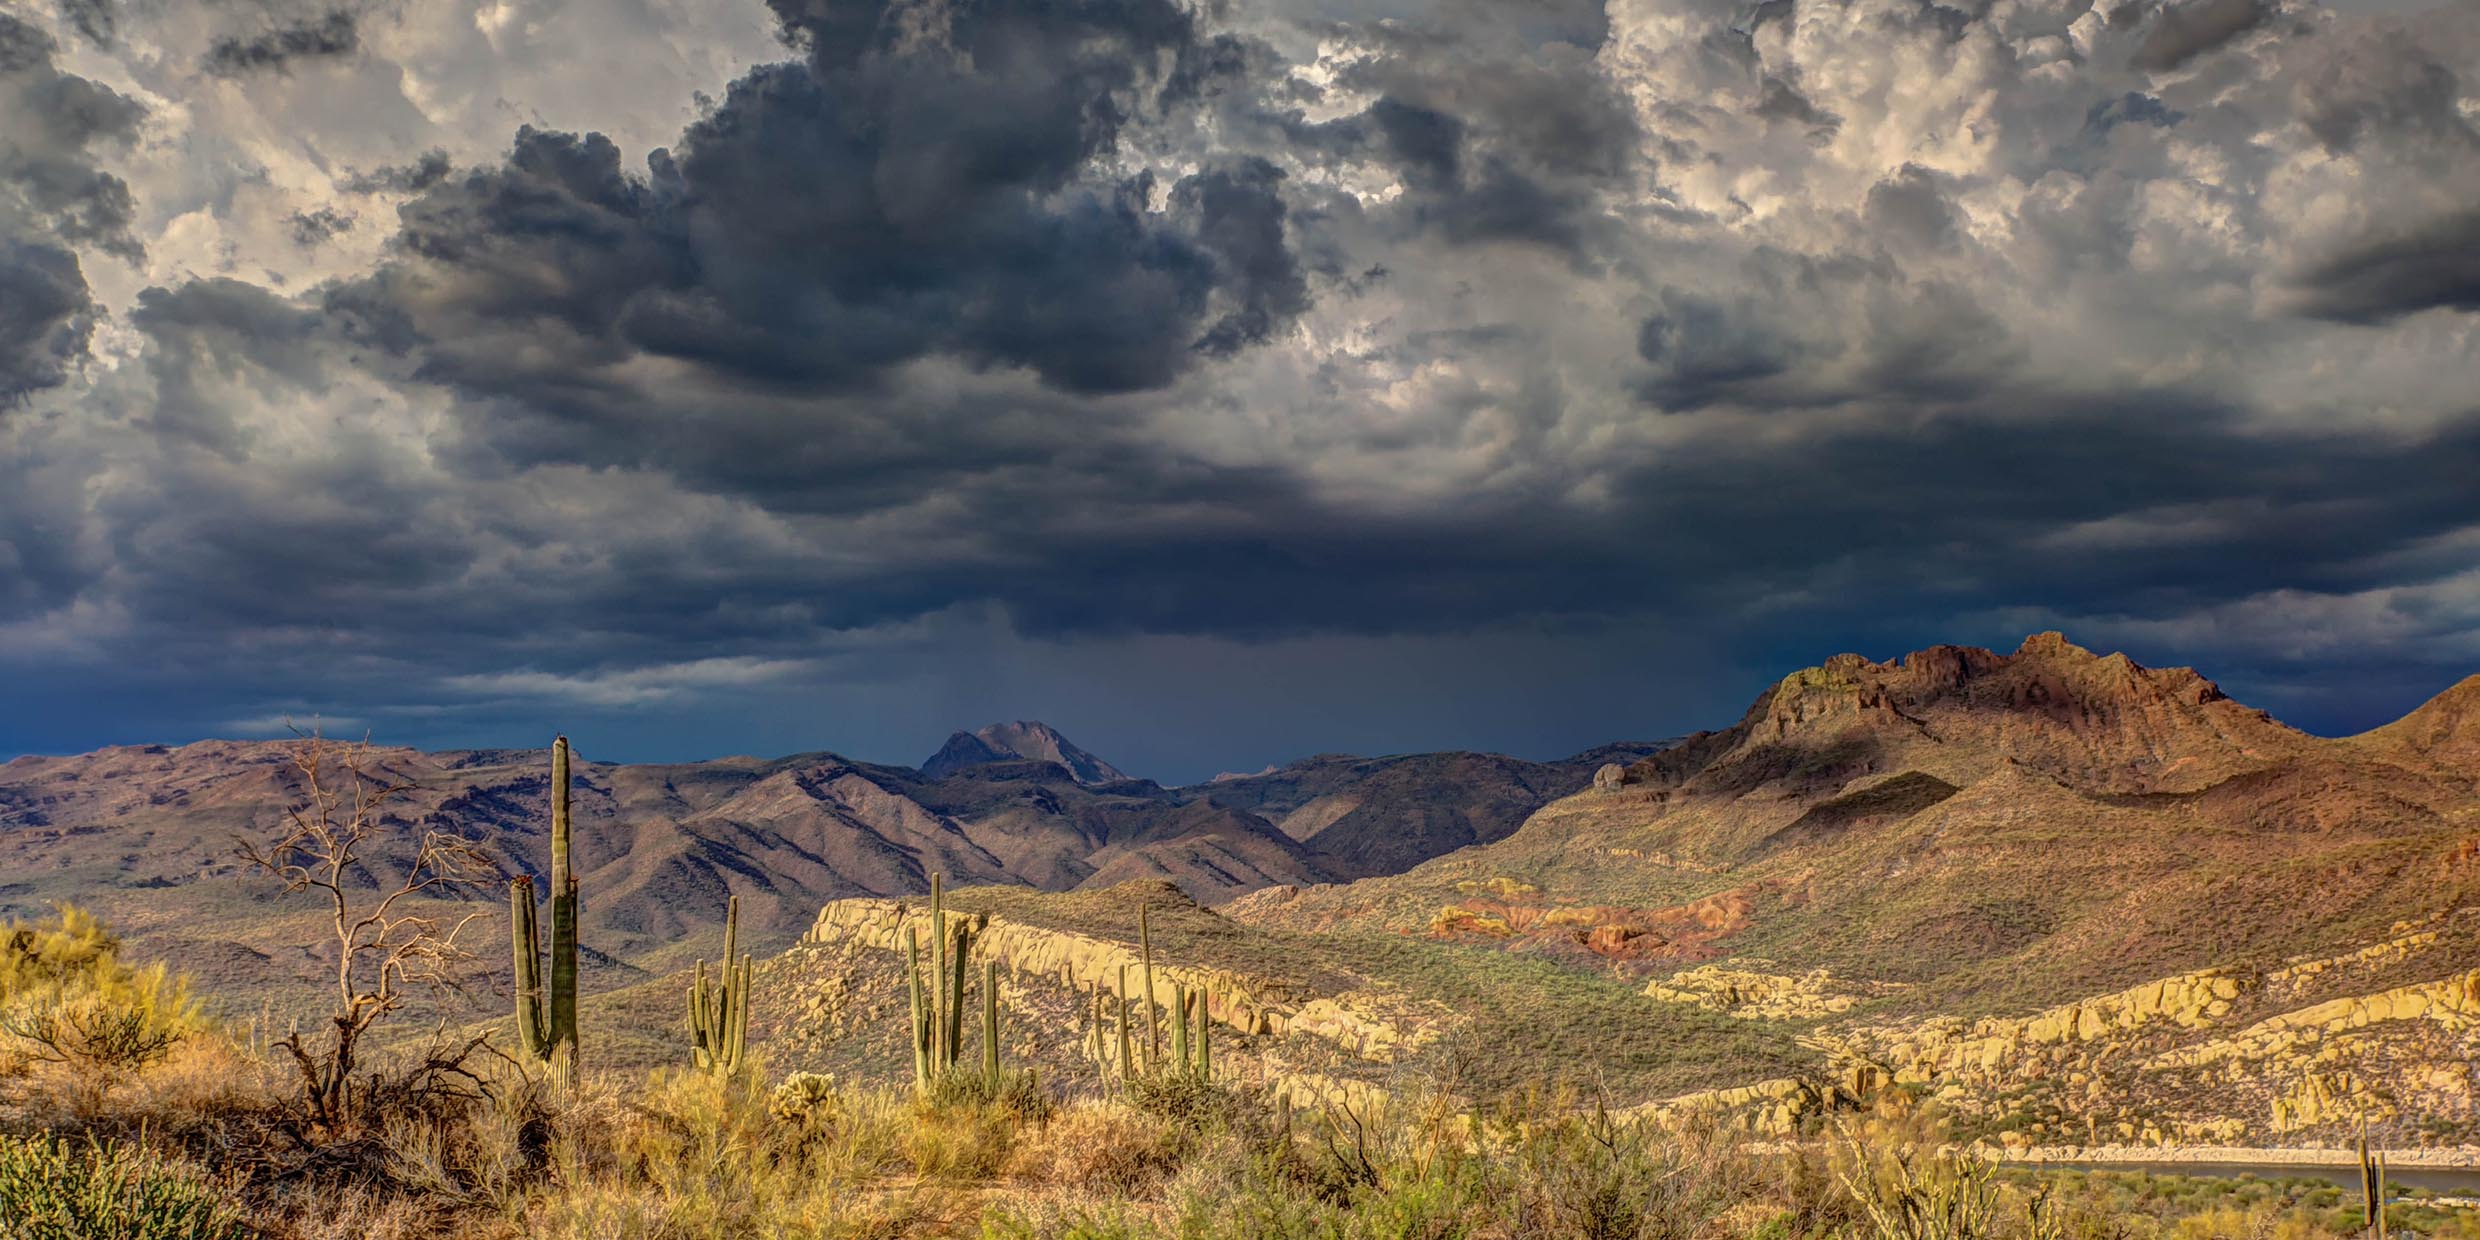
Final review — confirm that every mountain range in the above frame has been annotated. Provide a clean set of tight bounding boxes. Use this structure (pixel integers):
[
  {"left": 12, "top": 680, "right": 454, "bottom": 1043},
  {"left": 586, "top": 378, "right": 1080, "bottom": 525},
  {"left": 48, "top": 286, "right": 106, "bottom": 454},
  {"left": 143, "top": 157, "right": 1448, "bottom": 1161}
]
[
  {"left": 0, "top": 720, "right": 1665, "bottom": 1013},
  {"left": 1232, "top": 631, "right": 2480, "bottom": 1012},
  {"left": 752, "top": 632, "right": 2480, "bottom": 1149},
  {"left": 11, "top": 630, "right": 2480, "bottom": 1148}
]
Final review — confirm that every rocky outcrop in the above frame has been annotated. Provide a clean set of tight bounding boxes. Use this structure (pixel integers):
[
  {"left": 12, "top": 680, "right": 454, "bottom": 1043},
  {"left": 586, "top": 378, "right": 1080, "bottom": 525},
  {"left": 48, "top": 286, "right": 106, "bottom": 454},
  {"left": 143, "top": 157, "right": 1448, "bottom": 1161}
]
[
  {"left": 1867, "top": 967, "right": 2248, "bottom": 1085},
  {"left": 1645, "top": 964, "right": 1897, "bottom": 1020},
  {"left": 1645, "top": 1076, "right": 1831, "bottom": 1136},
  {"left": 1427, "top": 884, "right": 1754, "bottom": 964},
  {"left": 1837, "top": 925, "right": 2480, "bottom": 1146},
  {"left": 804, "top": 897, "right": 1443, "bottom": 1062}
]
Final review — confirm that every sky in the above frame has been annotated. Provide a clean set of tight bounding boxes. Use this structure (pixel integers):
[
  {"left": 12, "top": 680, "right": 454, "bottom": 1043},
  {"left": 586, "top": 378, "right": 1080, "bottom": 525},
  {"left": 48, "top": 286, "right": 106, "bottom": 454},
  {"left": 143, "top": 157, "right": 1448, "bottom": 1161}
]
[{"left": 0, "top": 0, "right": 2476, "bottom": 785}]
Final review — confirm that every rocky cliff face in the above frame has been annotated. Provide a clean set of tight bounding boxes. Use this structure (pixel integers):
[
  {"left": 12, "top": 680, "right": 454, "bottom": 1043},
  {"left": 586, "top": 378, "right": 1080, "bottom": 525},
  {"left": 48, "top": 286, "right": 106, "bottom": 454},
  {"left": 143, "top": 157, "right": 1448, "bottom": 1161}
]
[{"left": 1823, "top": 919, "right": 2480, "bottom": 1148}]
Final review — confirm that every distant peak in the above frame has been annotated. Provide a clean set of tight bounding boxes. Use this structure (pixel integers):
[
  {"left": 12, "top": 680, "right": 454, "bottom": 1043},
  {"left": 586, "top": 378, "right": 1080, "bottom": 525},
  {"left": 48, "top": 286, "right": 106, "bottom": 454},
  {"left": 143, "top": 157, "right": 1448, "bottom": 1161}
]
[
  {"left": 920, "top": 721, "right": 1131, "bottom": 785},
  {"left": 2016, "top": 630, "right": 2094, "bottom": 659}
]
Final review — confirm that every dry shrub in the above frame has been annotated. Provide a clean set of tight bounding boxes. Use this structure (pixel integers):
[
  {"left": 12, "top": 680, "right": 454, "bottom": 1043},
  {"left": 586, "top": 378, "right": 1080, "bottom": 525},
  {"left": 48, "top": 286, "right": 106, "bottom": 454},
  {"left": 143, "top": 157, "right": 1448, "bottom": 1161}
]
[
  {"left": 904, "top": 1093, "right": 1022, "bottom": 1182},
  {"left": 1005, "top": 1101, "right": 1184, "bottom": 1197},
  {"left": 247, "top": 1182, "right": 460, "bottom": 1240},
  {"left": 1, "top": 905, "right": 210, "bottom": 1116}
]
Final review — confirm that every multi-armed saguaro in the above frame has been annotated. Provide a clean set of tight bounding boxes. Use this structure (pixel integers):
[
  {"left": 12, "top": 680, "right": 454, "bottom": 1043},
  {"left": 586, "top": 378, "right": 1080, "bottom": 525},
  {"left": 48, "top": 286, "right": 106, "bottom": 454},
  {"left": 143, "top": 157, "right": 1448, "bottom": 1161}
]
[
  {"left": 687, "top": 894, "right": 752, "bottom": 1077},
  {"left": 903, "top": 874, "right": 1007, "bottom": 1094},
  {"left": 512, "top": 735, "right": 582, "bottom": 1080},
  {"left": 1083, "top": 901, "right": 1217, "bottom": 1089}
]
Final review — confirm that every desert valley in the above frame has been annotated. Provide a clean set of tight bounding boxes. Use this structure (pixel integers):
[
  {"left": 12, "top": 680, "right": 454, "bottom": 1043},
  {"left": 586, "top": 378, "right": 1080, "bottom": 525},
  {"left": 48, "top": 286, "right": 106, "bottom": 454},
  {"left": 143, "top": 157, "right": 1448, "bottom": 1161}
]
[
  {"left": 5, "top": 0, "right": 2476, "bottom": 1226},
  {"left": 5, "top": 633, "right": 2478, "bottom": 1236}
]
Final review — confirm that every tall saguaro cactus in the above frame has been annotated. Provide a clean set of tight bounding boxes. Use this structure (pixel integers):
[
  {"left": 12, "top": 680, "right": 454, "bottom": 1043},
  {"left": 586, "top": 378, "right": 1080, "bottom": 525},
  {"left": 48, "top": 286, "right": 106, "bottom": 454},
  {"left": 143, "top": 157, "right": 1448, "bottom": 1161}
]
[
  {"left": 1085, "top": 905, "right": 1222, "bottom": 1092},
  {"left": 905, "top": 874, "right": 992, "bottom": 1095},
  {"left": 687, "top": 893, "right": 752, "bottom": 1077},
  {"left": 512, "top": 735, "right": 582, "bottom": 1079},
  {"left": 1140, "top": 904, "right": 1160, "bottom": 1071}
]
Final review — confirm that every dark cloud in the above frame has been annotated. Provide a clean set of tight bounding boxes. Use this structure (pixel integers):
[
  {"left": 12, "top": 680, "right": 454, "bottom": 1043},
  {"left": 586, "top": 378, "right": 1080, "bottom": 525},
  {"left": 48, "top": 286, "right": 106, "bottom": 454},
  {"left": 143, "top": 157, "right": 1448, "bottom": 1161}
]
[
  {"left": 2082, "top": 92, "right": 2184, "bottom": 137},
  {"left": 1755, "top": 77, "right": 1839, "bottom": 131},
  {"left": 4, "top": 0, "right": 2480, "bottom": 777},
  {"left": 2286, "top": 210, "right": 2480, "bottom": 323},
  {"left": 1864, "top": 163, "right": 1959, "bottom": 251},
  {"left": 2291, "top": 25, "right": 2473, "bottom": 153},
  {"left": 55, "top": 0, "right": 113, "bottom": 48},
  {"left": 0, "top": 10, "right": 142, "bottom": 403},
  {"left": 201, "top": 10, "right": 358, "bottom": 78},
  {"left": 2132, "top": 0, "right": 2271, "bottom": 71},
  {"left": 289, "top": 206, "right": 351, "bottom": 247},
  {"left": 327, "top": 0, "right": 1314, "bottom": 459},
  {"left": 1178, "top": 158, "right": 1311, "bottom": 356},
  {"left": 1269, "top": 4, "right": 1643, "bottom": 264},
  {"left": 0, "top": 241, "right": 94, "bottom": 403},
  {"left": 1367, "top": 97, "right": 1467, "bottom": 191},
  {"left": 1636, "top": 291, "right": 1795, "bottom": 411},
  {"left": 344, "top": 150, "right": 453, "bottom": 195}
]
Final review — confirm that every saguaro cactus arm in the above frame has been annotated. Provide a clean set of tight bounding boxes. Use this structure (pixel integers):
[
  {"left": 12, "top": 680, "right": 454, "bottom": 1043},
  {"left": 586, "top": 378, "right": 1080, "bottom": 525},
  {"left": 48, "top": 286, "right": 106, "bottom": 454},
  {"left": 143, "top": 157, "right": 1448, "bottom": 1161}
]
[{"left": 510, "top": 876, "right": 548, "bottom": 1058}]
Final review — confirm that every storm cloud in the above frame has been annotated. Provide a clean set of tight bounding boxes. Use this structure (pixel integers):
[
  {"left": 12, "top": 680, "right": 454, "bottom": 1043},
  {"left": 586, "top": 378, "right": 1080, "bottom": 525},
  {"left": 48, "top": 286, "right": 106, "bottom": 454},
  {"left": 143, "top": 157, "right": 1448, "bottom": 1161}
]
[
  {"left": 0, "top": 0, "right": 2477, "bottom": 777},
  {"left": 200, "top": 10, "right": 358, "bottom": 77},
  {"left": 0, "top": 11, "right": 140, "bottom": 401}
]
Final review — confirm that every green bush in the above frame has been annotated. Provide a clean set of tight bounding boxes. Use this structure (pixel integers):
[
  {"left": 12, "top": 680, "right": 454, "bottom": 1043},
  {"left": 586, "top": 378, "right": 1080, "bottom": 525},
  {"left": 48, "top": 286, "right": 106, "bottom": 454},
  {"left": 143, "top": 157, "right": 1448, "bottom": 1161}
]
[
  {"left": 0, "top": 1132, "right": 251, "bottom": 1240},
  {"left": 0, "top": 905, "right": 205, "bottom": 1079},
  {"left": 1125, "top": 1069, "right": 1236, "bottom": 1131},
  {"left": 927, "top": 1063, "right": 1056, "bottom": 1123},
  {"left": 0, "top": 905, "right": 123, "bottom": 1000}
]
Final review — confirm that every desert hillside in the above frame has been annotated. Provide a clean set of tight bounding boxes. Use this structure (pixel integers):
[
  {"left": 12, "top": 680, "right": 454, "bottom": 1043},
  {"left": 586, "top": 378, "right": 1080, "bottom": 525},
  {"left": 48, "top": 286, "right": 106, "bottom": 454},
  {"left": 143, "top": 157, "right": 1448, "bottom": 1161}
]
[
  {"left": 1178, "top": 633, "right": 2480, "bottom": 1146},
  {"left": 0, "top": 725, "right": 1658, "bottom": 1024}
]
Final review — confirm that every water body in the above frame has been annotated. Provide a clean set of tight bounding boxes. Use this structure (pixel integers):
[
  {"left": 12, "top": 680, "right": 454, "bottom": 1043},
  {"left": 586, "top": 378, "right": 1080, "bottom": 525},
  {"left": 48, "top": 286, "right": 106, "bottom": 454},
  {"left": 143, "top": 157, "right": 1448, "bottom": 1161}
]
[{"left": 2034, "top": 1161, "right": 2480, "bottom": 1197}]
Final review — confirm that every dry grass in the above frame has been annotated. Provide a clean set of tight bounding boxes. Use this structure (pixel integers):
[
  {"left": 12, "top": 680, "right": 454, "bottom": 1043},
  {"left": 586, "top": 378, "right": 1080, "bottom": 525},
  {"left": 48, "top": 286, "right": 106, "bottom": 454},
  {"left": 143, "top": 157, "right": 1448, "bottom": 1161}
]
[
  {"left": 10, "top": 907, "right": 2480, "bottom": 1240},
  {"left": 13, "top": 1025, "right": 2480, "bottom": 1240}
]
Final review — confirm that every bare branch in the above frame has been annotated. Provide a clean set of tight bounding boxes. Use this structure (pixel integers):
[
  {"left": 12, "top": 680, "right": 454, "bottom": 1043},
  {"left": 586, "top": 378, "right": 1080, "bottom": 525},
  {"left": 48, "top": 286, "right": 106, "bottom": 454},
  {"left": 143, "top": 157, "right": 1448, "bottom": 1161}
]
[{"left": 235, "top": 730, "right": 496, "bottom": 1133}]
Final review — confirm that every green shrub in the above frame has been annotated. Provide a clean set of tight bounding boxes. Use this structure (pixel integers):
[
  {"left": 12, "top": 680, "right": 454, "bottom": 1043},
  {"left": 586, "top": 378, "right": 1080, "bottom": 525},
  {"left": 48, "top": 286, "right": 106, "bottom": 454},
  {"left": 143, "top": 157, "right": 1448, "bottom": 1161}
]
[
  {"left": 0, "top": 1132, "right": 251, "bottom": 1240},
  {"left": 2, "top": 972, "right": 199, "bottom": 1076},
  {"left": 928, "top": 1063, "right": 1055, "bottom": 1123},
  {"left": 1125, "top": 1070, "right": 1235, "bottom": 1131},
  {"left": 0, "top": 905, "right": 123, "bottom": 1000}
]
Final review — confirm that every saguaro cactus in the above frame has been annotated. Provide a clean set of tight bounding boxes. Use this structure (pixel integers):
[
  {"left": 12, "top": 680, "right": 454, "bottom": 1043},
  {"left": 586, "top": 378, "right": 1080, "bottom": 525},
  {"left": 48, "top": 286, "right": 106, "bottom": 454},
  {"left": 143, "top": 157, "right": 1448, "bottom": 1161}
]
[
  {"left": 1086, "top": 905, "right": 1222, "bottom": 1092},
  {"left": 981, "top": 959, "right": 1002, "bottom": 1092},
  {"left": 1140, "top": 904, "right": 1160, "bottom": 1070},
  {"left": 905, "top": 874, "right": 989, "bottom": 1094},
  {"left": 512, "top": 735, "right": 582, "bottom": 1079},
  {"left": 2360, "top": 1125, "right": 2388, "bottom": 1238},
  {"left": 687, "top": 894, "right": 752, "bottom": 1077},
  {"left": 1164, "top": 984, "right": 1216, "bottom": 1081}
]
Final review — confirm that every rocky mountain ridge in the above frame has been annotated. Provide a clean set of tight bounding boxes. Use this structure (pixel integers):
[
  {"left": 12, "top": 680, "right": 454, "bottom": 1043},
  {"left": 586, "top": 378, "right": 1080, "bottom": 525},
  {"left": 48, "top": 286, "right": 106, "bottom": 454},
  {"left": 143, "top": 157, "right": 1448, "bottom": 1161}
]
[{"left": 0, "top": 722, "right": 1665, "bottom": 1021}]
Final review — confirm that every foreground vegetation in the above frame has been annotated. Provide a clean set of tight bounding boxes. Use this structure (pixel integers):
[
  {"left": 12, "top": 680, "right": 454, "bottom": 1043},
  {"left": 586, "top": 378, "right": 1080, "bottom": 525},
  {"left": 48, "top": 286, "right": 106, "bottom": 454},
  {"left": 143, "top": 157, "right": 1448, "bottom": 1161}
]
[
  {"left": 1, "top": 741, "right": 2461, "bottom": 1238},
  {"left": 3, "top": 905, "right": 2467, "bottom": 1240}
]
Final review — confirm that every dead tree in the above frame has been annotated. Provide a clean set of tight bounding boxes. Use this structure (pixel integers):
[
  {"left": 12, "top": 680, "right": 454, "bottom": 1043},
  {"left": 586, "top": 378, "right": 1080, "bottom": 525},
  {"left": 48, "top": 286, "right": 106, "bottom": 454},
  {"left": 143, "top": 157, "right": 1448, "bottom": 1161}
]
[{"left": 238, "top": 733, "right": 491, "bottom": 1132}]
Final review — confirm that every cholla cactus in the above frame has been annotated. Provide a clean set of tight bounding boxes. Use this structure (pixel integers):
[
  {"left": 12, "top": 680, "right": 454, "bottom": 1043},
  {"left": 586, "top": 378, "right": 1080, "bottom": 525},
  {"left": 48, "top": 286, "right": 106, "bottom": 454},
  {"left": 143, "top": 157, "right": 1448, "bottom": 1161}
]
[{"left": 769, "top": 1070, "right": 839, "bottom": 1130}]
